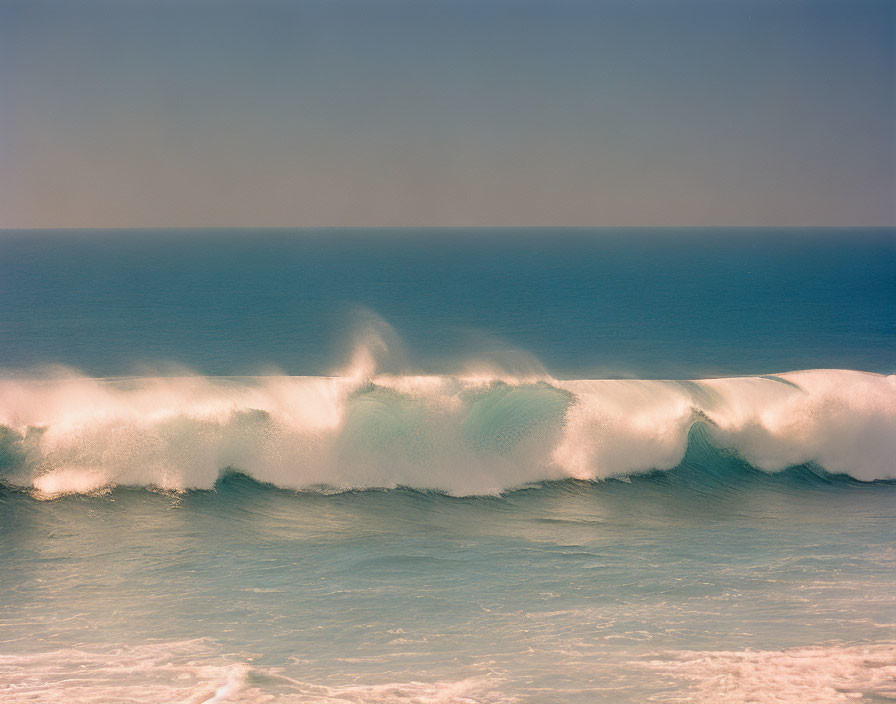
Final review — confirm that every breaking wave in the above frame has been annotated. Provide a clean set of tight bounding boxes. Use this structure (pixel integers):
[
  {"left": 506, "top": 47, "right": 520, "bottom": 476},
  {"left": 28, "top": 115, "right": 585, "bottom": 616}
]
[{"left": 0, "top": 365, "right": 893, "bottom": 497}]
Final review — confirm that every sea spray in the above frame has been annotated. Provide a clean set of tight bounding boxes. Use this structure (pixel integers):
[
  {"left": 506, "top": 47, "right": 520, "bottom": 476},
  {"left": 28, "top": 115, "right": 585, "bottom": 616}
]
[{"left": 0, "top": 368, "right": 893, "bottom": 497}]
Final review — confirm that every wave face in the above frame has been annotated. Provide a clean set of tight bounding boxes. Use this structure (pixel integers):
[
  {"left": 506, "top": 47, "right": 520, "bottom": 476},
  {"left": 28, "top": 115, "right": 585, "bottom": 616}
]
[{"left": 0, "top": 369, "right": 894, "bottom": 496}]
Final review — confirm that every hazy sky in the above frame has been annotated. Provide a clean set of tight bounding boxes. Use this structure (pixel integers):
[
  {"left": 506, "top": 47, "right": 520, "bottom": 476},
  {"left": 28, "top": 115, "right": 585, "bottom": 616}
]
[{"left": 1, "top": 0, "right": 894, "bottom": 228}]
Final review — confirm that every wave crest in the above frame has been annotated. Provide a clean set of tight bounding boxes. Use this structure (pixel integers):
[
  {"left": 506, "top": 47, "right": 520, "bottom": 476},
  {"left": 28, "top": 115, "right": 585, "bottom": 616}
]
[{"left": 0, "top": 369, "right": 893, "bottom": 496}]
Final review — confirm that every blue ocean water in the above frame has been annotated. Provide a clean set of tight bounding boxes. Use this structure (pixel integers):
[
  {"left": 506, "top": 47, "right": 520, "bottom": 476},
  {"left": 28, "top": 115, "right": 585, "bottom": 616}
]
[
  {"left": 0, "top": 228, "right": 894, "bottom": 703},
  {"left": 1, "top": 227, "right": 893, "bottom": 378}
]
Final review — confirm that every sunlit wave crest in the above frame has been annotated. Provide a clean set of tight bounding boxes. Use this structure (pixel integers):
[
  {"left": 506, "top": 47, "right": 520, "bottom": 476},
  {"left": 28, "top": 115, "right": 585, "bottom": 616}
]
[{"left": 0, "top": 361, "right": 893, "bottom": 497}]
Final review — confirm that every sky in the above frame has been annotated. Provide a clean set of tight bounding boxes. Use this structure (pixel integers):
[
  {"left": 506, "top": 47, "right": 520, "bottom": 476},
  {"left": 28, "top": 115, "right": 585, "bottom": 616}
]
[{"left": 0, "top": 0, "right": 893, "bottom": 228}]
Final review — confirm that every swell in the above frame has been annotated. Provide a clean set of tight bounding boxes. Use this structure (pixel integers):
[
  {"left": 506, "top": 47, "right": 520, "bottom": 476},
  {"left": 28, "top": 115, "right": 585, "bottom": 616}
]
[{"left": 0, "top": 369, "right": 893, "bottom": 497}]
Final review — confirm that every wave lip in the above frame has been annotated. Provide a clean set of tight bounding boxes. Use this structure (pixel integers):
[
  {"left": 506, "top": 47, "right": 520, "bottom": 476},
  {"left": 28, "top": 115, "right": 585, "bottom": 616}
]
[{"left": 0, "top": 369, "right": 893, "bottom": 497}]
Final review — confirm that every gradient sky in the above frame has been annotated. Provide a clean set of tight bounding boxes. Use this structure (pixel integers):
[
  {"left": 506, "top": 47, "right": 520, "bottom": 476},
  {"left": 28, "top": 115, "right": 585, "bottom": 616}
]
[{"left": 1, "top": 0, "right": 894, "bottom": 228}]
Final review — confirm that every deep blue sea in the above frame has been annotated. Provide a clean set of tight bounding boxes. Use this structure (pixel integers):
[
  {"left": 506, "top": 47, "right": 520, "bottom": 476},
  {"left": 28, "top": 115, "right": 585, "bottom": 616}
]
[{"left": 0, "top": 228, "right": 894, "bottom": 703}]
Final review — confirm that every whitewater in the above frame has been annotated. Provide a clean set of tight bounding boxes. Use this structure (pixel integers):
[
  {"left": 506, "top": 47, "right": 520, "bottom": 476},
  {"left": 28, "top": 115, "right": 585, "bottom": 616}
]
[{"left": 1, "top": 367, "right": 895, "bottom": 497}]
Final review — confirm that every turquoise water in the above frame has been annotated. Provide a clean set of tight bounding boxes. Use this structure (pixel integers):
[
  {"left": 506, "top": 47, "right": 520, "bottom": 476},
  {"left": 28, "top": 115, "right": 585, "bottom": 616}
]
[{"left": 0, "top": 228, "right": 895, "bottom": 702}]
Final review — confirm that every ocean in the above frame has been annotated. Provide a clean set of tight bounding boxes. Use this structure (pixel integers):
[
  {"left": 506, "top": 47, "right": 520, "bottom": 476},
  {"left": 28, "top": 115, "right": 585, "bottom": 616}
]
[{"left": 0, "top": 227, "right": 894, "bottom": 703}]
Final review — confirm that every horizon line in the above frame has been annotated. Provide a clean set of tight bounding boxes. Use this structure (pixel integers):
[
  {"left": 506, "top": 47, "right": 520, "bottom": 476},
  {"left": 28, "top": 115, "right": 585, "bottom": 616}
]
[{"left": 3, "top": 225, "right": 895, "bottom": 232}]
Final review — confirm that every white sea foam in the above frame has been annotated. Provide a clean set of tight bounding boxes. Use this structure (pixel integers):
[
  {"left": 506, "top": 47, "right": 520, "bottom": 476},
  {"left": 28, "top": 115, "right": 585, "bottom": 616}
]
[
  {"left": 0, "top": 640, "right": 258, "bottom": 704},
  {"left": 0, "top": 639, "right": 513, "bottom": 703},
  {"left": 0, "top": 368, "right": 893, "bottom": 496},
  {"left": 5, "top": 638, "right": 894, "bottom": 703},
  {"left": 560, "top": 370, "right": 896, "bottom": 482},
  {"left": 639, "top": 642, "right": 896, "bottom": 703}
]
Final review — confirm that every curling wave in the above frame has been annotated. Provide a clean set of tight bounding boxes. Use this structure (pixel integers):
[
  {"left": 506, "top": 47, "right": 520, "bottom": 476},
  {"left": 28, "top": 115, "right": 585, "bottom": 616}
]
[{"left": 0, "top": 369, "right": 893, "bottom": 497}]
